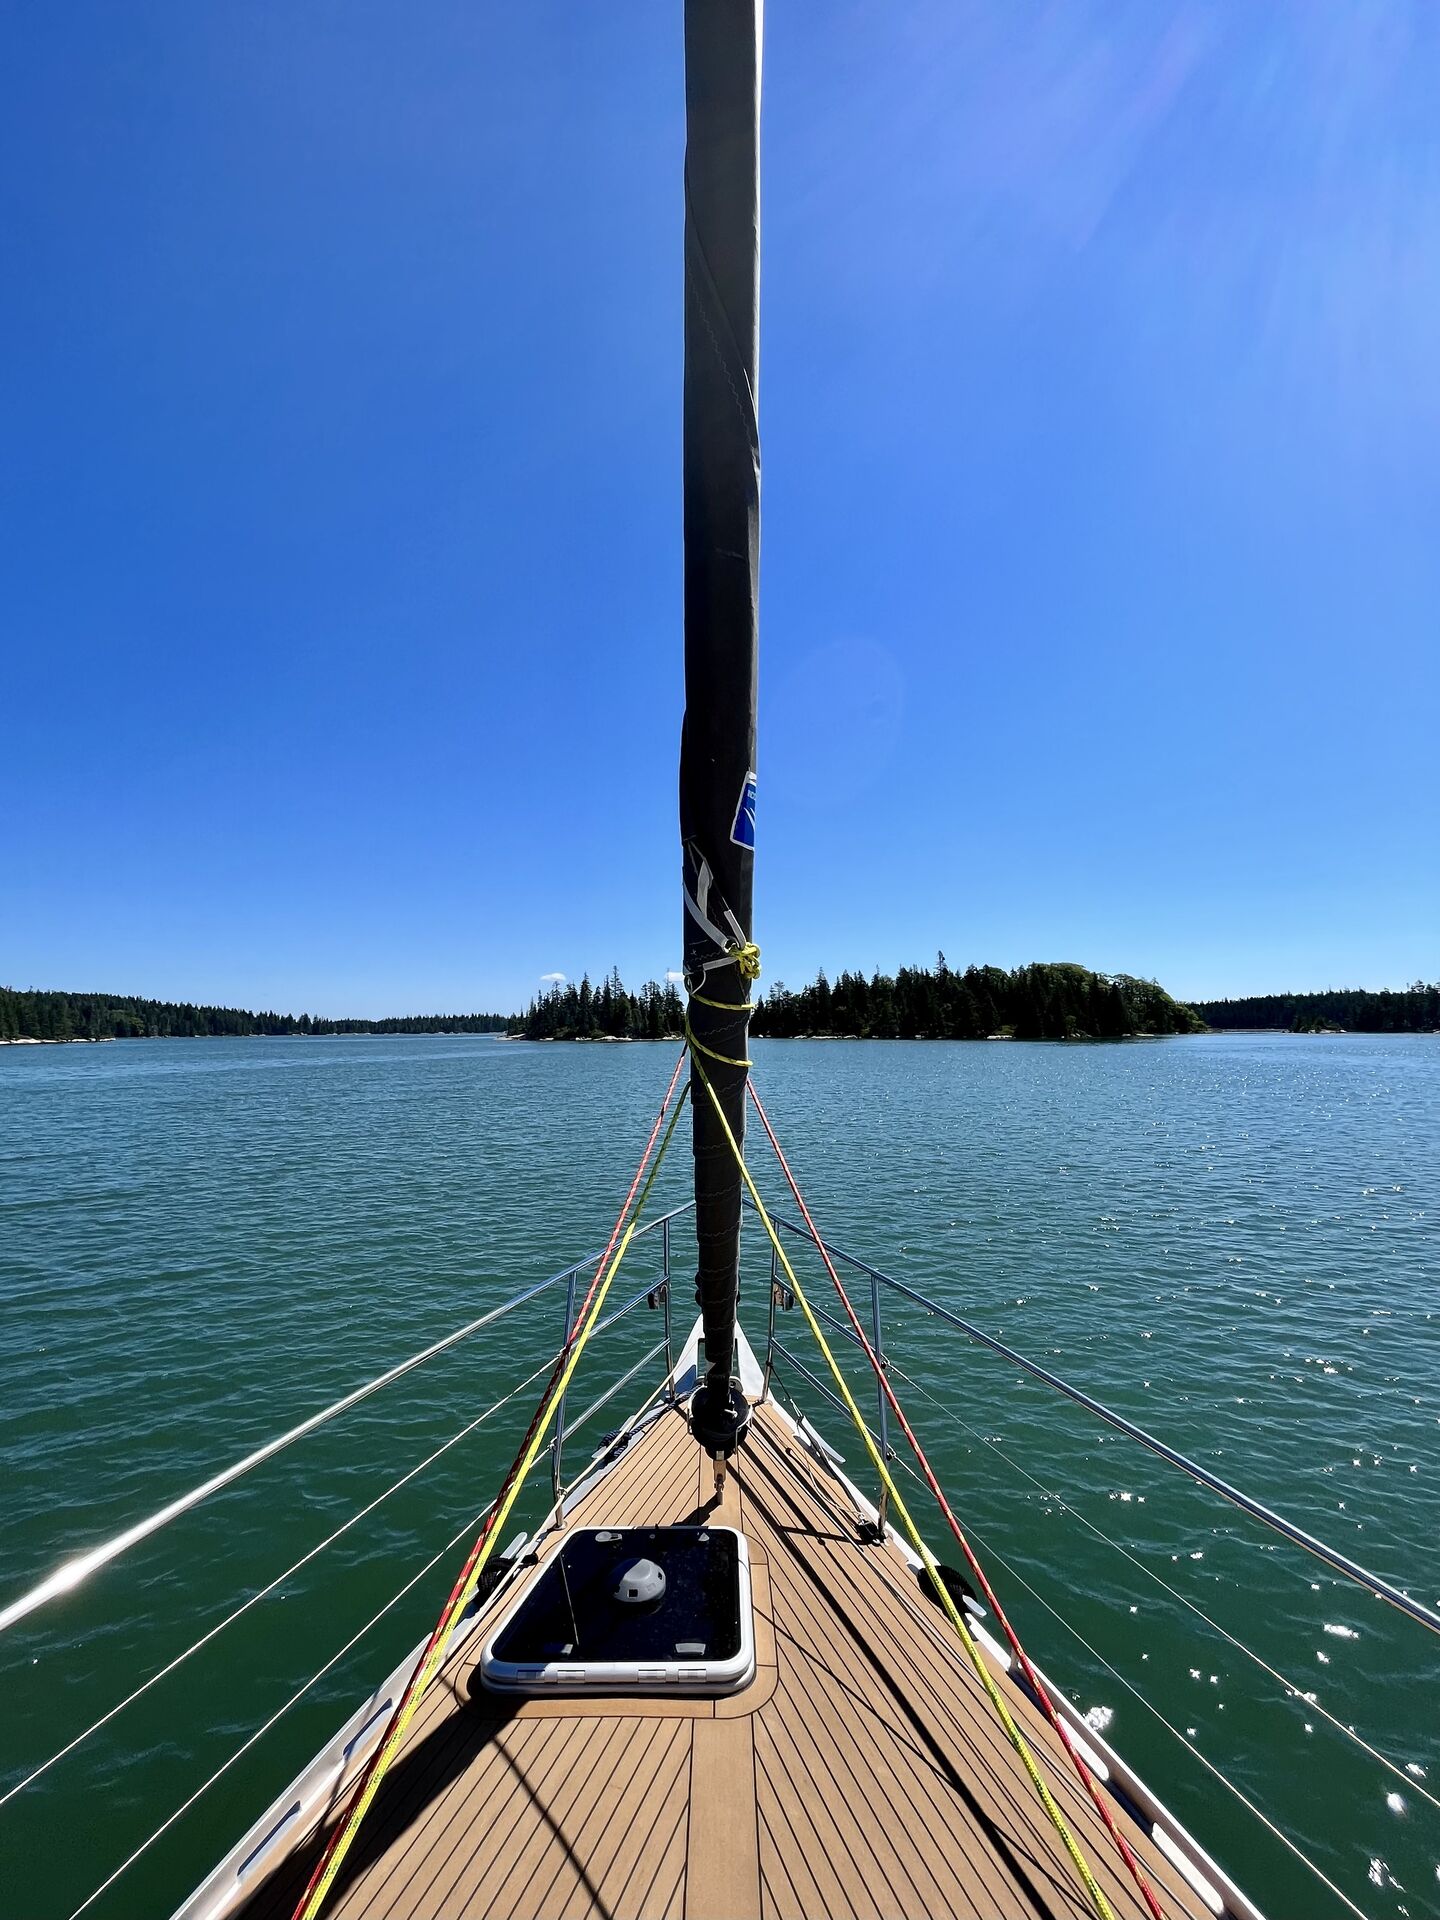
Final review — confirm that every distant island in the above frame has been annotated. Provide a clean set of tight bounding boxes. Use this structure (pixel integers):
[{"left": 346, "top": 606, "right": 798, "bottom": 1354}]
[
  {"left": 750, "top": 960, "right": 1203, "bottom": 1040},
  {"left": 0, "top": 989, "right": 510, "bottom": 1043},
  {"left": 515, "top": 960, "right": 1202, "bottom": 1042},
  {"left": 517, "top": 972, "right": 686, "bottom": 1041},
  {"left": 1189, "top": 984, "right": 1439, "bottom": 1034}
]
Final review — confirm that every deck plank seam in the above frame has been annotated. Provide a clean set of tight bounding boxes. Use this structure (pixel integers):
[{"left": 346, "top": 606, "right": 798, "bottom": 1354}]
[
  {"left": 314, "top": 1702, "right": 526, "bottom": 1918},
  {"left": 741, "top": 1438, "right": 1103, "bottom": 1920},
  {"left": 754, "top": 1738, "right": 851, "bottom": 1920},
  {"left": 630, "top": 1785, "right": 695, "bottom": 1920},
  {"left": 754, "top": 1710, "right": 886, "bottom": 1920},
  {"left": 748, "top": 1413, "right": 1210, "bottom": 1919},
  {"left": 505, "top": 1718, "right": 641, "bottom": 1920},
  {"left": 582, "top": 1720, "right": 690, "bottom": 1901},
  {"left": 759, "top": 1607, "right": 962, "bottom": 1913},
  {"left": 388, "top": 1717, "right": 575, "bottom": 1920},
  {"left": 421, "top": 1718, "right": 585, "bottom": 1919},
  {"left": 478, "top": 1718, "right": 618, "bottom": 1919}
]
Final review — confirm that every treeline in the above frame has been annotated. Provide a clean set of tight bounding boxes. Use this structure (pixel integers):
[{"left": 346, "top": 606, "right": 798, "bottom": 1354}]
[
  {"left": 0, "top": 989, "right": 510, "bottom": 1042},
  {"left": 513, "top": 959, "right": 1202, "bottom": 1042},
  {"left": 29, "top": 970, "right": 1432, "bottom": 1048},
  {"left": 750, "top": 959, "right": 1204, "bottom": 1040},
  {"left": 514, "top": 971, "right": 685, "bottom": 1041},
  {"left": 1191, "top": 984, "right": 1440, "bottom": 1034}
]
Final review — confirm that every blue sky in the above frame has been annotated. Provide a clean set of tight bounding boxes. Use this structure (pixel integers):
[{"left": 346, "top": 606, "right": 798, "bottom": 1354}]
[{"left": 3, "top": 2, "right": 1436, "bottom": 1015}]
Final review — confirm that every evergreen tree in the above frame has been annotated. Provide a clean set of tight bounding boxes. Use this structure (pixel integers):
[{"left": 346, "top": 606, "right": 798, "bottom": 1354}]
[{"left": 0, "top": 987, "right": 513, "bottom": 1041}]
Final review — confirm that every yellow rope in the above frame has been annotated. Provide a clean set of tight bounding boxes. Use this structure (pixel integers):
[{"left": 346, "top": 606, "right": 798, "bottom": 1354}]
[
  {"left": 684, "top": 938, "right": 760, "bottom": 1053},
  {"left": 730, "top": 939, "right": 762, "bottom": 981},
  {"left": 684, "top": 1016, "right": 752, "bottom": 1070},
  {"left": 296, "top": 1087, "right": 689, "bottom": 1920},
  {"left": 685, "top": 1048, "right": 1117, "bottom": 1920}
]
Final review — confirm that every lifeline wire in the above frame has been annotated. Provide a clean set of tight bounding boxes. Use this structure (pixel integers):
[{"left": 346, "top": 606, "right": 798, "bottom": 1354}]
[
  {"left": 684, "top": 1046, "right": 1117, "bottom": 1920},
  {"left": 0, "top": 1264, "right": 593, "bottom": 1637},
  {"left": 884, "top": 1455, "right": 1371, "bottom": 1920},
  {"left": 293, "top": 1055, "right": 689, "bottom": 1920},
  {"left": 66, "top": 1494, "right": 501, "bottom": 1920},
  {"left": 63, "top": 1352, "right": 679, "bottom": 1916},
  {"left": 879, "top": 1344, "right": 1440, "bottom": 1819},
  {"left": 4, "top": 1346, "right": 565, "bottom": 1809}
]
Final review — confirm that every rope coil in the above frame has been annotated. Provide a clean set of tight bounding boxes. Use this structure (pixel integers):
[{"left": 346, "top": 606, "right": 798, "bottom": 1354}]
[{"left": 729, "top": 939, "right": 762, "bottom": 982}]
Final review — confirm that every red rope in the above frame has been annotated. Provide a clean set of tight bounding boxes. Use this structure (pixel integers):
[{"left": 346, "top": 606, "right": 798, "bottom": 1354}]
[
  {"left": 292, "top": 1049, "right": 688, "bottom": 1920},
  {"left": 748, "top": 1080, "right": 1165, "bottom": 1920}
]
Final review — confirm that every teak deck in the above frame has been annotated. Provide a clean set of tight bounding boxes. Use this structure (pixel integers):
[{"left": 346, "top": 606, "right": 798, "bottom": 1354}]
[{"left": 237, "top": 1402, "right": 1218, "bottom": 1920}]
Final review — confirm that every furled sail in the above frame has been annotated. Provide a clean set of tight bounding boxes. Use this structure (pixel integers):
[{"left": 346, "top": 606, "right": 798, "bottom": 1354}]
[{"left": 678, "top": 0, "right": 762, "bottom": 1461}]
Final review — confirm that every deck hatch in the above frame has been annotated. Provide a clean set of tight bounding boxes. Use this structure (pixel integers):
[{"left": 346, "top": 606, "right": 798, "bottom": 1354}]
[{"left": 479, "top": 1525, "right": 754, "bottom": 1695}]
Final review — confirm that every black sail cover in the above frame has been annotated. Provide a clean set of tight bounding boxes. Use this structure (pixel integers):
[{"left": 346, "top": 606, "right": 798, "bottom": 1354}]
[{"left": 679, "top": 0, "right": 761, "bottom": 1456}]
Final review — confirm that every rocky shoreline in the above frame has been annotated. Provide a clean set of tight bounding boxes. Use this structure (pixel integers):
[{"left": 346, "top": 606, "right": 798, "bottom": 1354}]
[{"left": 0, "top": 1035, "right": 115, "bottom": 1046}]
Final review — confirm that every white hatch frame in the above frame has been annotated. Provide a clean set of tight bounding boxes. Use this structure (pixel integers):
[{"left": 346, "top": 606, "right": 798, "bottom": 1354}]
[{"left": 477, "top": 1524, "right": 755, "bottom": 1697}]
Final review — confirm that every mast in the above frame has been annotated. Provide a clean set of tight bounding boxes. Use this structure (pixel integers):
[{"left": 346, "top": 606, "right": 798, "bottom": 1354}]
[{"left": 679, "top": 0, "right": 762, "bottom": 1473}]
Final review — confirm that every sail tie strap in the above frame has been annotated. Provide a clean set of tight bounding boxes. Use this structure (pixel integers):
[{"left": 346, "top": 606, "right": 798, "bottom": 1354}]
[
  {"left": 684, "top": 1046, "right": 1118, "bottom": 1920},
  {"left": 683, "top": 845, "right": 745, "bottom": 958},
  {"left": 748, "top": 1081, "right": 1165, "bottom": 1920},
  {"left": 293, "top": 1056, "right": 690, "bottom": 1920},
  {"left": 682, "top": 842, "right": 760, "bottom": 988},
  {"left": 681, "top": 847, "right": 759, "bottom": 1064}
]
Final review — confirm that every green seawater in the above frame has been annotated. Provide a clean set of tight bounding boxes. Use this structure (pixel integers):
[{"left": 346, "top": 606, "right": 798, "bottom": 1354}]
[{"left": 2, "top": 1033, "right": 1436, "bottom": 1919}]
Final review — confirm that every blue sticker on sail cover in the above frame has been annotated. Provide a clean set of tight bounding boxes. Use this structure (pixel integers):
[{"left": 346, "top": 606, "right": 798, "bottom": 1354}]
[{"left": 730, "top": 771, "right": 757, "bottom": 850}]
